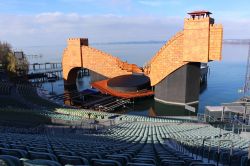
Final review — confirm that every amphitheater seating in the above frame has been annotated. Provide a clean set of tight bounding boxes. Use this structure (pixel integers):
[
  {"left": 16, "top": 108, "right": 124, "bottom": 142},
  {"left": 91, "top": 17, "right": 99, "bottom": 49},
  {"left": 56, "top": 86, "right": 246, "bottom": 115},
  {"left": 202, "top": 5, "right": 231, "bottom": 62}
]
[
  {"left": 17, "top": 84, "right": 61, "bottom": 109},
  {"left": 23, "top": 159, "right": 61, "bottom": 166},
  {"left": 54, "top": 108, "right": 115, "bottom": 120},
  {"left": 0, "top": 74, "right": 248, "bottom": 166},
  {"left": 57, "top": 155, "right": 89, "bottom": 165},
  {"left": 0, "top": 98, "right": 29, "bottom": 109},
  {"left": 0, "top": 155, "right": 22, "bottom": 166},
  {"left": 28, "top": 151, "right": 57, "bottom": 161},
  {"left": 0, "top": 148, "right": 27, "bottom": 158},
  {"left": 118, "top": 114, "right": 196, "bottom": 123},
  {"left": 0, "top": 107, "right": 249, "bottom": 165},
  {"left": 92, "top": 159, "right": 121, "bottom": 166},
  {"left": 78, "top": 152, "right": 102, "bottom": 162},
  {"left": 0, "top": 82, "right": 11, "bottom": 95},
  {"left": 53, "top": 108, "right": 199, "bottom": 124}
]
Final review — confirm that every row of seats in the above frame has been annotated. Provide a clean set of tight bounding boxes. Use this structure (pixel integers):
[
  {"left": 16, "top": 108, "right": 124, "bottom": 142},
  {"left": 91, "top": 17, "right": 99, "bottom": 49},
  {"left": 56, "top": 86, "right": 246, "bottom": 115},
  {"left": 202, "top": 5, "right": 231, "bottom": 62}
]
[
  {"left": 0, "top": 92, "right": 249, "bottom": 166},
  {"left": 1, "top": 118, "right": 248, "bottom": 165},
  {"left": 0, "top": 82, "right": 11, "bottom": 95},
  {"left": 0, "top": 106, "right": 200, "bottom": 129},
  {"left": 178, "top": 133, "right": 249, "bottom": 165},
  {"left": 54, "top": 108, "right": 116, "bottom": 120},
  {"left": 118, "top": 115, "right": 196, "bottom": 123},
  {"left": 106, "top": 122, "right": 249, "bottom": 165},
  {"left": 17, "top": 84, "right": 61, "bottom": 109},
  {"left": 0, "top": 98, "right": 29, "bottom": 109},
  {"left": 54, "top": 108, "right": 198, "bottom": 124}
]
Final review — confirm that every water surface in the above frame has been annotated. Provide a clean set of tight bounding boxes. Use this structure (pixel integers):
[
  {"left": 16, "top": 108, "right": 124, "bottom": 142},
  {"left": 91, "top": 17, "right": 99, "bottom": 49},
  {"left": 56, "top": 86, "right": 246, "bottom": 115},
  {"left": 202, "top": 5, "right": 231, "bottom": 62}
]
[{"left": 36, "top": 43, "right": 248, "bottom": 116}]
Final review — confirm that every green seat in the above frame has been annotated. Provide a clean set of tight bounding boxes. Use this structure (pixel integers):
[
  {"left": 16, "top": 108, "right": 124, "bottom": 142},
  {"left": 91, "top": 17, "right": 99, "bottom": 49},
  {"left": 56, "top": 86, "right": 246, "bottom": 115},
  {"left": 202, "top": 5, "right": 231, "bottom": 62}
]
[
  {"left": 0, "top": 155, "right": 22, "bottom": 166},
  {"left": 0, "top": 148, "right": 27, "bottom": 158},
  {"left": 28, "top": 151, "right": 57, "bottom": 161},
  {"left": 58, "top": 155, "right": 89, "bottom": 165},
  {"left": 23, "top": 159, "right": 61, "bottom": 166}
]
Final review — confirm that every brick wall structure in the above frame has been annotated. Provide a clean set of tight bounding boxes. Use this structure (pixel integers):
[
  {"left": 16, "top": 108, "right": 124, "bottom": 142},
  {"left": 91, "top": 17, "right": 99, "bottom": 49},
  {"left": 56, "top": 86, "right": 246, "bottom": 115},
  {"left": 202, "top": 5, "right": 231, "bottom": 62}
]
[
  {"left": 62, "top": 11, "right": 223, "bottom": 87},
  {"left": 144, "top": 12, "right": 223, "bottom": 86},
  {"left": 62, "top": 38, "right": 142, "bottom": 85}
]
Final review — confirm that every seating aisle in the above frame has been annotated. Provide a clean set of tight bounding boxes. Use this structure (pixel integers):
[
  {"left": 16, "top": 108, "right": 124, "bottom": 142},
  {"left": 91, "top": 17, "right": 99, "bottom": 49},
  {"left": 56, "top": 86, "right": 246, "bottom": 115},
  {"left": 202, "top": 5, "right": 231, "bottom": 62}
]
[{"left": 0, "top": 111, "right": 249, "bottom": 166}]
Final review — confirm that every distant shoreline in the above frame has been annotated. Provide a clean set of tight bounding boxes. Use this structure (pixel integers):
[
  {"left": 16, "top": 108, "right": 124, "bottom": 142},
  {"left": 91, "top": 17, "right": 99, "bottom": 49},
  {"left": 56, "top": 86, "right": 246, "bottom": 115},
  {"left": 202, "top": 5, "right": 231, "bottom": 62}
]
[{"left": 92, "top": 40, "right": 250, "bottom": 45}]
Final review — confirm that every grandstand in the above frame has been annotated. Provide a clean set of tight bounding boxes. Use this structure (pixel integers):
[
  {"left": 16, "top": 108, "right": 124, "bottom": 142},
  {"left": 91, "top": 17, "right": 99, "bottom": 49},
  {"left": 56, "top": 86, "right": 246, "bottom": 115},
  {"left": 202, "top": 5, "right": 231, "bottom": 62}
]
[
  {"left": 0, "top": 82, "right": 11, "bottom": 95},
  {"left": 17, "top": 83, "right": 62, "bottom": 109},
  {"left": 0, "top": 107, "right": 249, "bottom": 166},
  {"left": 0, "top": 74, "right": 249, "bottom": 165}
]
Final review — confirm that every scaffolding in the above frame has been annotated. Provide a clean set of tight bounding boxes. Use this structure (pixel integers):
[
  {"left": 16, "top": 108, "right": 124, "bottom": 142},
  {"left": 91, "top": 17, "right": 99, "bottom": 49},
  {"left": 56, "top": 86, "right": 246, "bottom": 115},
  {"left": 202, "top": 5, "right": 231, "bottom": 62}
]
[{"left": 95, "top": 98, "right": 131, "bottom": 112}]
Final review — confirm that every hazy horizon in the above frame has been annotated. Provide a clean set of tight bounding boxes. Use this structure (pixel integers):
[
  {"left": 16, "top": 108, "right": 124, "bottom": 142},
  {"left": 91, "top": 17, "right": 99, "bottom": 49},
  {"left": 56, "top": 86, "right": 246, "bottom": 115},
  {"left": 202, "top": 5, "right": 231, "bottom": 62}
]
[{"left": 1, "top": 0, "right": 250, "bottom": 64}]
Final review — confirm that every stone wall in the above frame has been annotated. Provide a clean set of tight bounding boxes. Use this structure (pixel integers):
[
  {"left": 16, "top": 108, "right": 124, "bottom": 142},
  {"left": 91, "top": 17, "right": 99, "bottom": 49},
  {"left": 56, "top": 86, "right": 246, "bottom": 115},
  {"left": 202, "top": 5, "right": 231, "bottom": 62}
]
[
  {"left": 62, "top": 39, "right": 140, "bottom": 85},
  {"left": 144, "top": 32, "right": 187, "bottom": 86},
  {"left": 62, "top": 14, "right": 223, "bottom": 88},
  {"left": 145, "top": 15, "right": 222, "bottom": 86},
  {"left": 183, "top": 17, "right": 212, "bottom": 62},
  {"left": 209, "top": 24, "right": 223, "bottom": 61}
]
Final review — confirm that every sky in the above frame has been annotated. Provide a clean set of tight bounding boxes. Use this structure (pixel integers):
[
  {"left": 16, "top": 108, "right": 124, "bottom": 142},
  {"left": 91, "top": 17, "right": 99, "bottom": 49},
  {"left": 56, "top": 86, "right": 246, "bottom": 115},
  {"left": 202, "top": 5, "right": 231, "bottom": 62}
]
[{"left": 0, "top": 0, "right": 249, "bottom": 60}]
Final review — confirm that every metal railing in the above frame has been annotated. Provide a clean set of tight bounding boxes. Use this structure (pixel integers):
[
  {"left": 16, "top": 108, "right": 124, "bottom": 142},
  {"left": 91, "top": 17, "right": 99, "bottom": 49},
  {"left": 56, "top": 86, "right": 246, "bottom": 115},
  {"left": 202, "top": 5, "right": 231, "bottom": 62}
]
[
  {"left": 171, "top": 136, "right": 236, "bottom": 166},
  {"left": 197, "top": 113, "right": 217, "bottom": 123}
]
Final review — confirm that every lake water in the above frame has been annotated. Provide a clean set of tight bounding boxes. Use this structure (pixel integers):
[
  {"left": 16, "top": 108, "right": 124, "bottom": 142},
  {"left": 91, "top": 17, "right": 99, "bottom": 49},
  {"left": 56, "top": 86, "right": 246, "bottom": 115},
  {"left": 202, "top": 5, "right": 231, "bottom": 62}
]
[{"left": 37, "top": 43, "right": 249, "bottom": 116}]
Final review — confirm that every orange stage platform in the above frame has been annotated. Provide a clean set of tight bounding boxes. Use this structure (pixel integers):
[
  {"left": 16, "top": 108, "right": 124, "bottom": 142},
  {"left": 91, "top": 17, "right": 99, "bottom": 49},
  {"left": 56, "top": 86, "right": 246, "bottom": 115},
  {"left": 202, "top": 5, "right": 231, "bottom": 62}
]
[{"left": 91, "top": 79, "right": 154, "bottom": 99}]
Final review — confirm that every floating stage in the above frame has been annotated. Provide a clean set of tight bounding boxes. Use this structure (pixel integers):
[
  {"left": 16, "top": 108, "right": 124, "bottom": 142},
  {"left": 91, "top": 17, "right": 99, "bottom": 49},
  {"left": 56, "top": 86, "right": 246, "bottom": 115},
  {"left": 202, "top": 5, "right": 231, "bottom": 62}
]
[
  {"left": 91, "top": 74, "right": 154, "bottom": 99},
  {"left": 62, "top": 11, "right": 223, "bottom": 105}
]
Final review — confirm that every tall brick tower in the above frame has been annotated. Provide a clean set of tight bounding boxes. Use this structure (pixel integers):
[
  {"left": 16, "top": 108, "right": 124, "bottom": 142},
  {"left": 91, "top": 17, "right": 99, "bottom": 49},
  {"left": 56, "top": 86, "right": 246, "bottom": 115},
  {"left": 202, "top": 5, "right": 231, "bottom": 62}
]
[
  {"left": 154, "top": 11, "right": 223, "bottom": 106},
  {"left": 62, "top": 38, "right": 88, "bottom": 86},
  {"left": 62, "top": 10, "right": 223, "bottom": 107},
  {"left": 183, "top": 11, "right": 222, "bottom": 62}
]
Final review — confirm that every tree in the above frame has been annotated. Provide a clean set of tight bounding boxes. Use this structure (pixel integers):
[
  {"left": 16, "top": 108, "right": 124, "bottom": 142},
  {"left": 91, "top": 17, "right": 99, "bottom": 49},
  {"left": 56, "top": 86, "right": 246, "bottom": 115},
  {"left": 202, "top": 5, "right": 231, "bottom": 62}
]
[
  {"left": 0, "top": 41, "right": 29, "bottom": 78},
  {"left": 6, "top": 52, "right": 16, "bottom": 73},
  {"left": 15, "top": 52, "right": 29, "bottom": 76},
  {"left": 0, "top": 42, "right": 12, "bottom": 65},
  {"left": 0, "top": 42, "right": 15, "bottom": 75}
]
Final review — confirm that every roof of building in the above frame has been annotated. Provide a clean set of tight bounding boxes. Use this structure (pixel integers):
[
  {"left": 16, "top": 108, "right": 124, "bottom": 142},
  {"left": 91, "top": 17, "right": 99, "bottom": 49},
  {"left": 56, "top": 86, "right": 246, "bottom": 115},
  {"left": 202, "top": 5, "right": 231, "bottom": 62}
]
[{"left": 188, "top": 10, "right": 212, "bottom": 16}]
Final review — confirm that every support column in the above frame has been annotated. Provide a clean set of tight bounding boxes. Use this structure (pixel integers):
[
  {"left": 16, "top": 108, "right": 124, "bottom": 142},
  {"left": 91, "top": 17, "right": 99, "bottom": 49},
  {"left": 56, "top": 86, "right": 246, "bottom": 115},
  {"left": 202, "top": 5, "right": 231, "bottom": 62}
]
[{"left": 154, "top": 62, "right": 201, "bottom": 105}]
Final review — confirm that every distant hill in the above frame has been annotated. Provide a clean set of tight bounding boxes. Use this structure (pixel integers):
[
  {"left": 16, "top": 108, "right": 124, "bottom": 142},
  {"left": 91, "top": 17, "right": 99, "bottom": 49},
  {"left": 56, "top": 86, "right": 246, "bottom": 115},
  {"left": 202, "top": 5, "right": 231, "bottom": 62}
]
[
  {"left": 92, "top": 40, "right": 165, "bottom": 45},
  {"left": 223, "top": 39, "right": 250, "bottom": 44},
  {"left": 92, "top": 39, "right": 250, "bottom": 45}
]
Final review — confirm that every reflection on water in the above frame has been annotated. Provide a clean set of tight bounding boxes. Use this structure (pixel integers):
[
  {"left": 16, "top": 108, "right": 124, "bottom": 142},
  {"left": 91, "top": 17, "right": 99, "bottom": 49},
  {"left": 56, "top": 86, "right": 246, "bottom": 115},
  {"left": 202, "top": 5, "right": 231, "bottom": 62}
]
[
  {"left": 76, "top": 75, "right": 91, "bottom": 92},
  {"left": 121, "top": 97, "right": 197, "bottom": 117},
  {"left": 58, "top": 75, "right": 198, "bottom": 117},
  {"left": 153, "top": 101, "right": 197, "bottom": 117},
  {"left": 40, "top": 62, "right": 246, "bottom": 117}
]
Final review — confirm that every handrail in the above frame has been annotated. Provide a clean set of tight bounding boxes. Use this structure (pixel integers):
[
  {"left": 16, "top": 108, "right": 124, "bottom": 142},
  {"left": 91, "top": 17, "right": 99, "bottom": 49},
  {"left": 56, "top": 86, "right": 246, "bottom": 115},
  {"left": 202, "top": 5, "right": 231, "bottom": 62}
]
[
  {"left": 179, "top": 137, "right": 234, "bottom": 166},
  {"left": 230, "top": 119, "right": 250, "bottom": 134},
  {"left": 234, "top": 117, "right": 250, "bottom": 127},
  {"left": 197, "top": 113, "right": 217, "bottom": 123},
  {"left": 172, "top": 135, "right": 204, "bottom": 159},
  {"left": 248, "top": 143, "right": 250, "bottom": 160},
  {"left": 217, "top": 139, "right": 234, "bottom": 166},
  {"left": 202, "top": 138, "right": 213, "bottom": 163}
]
